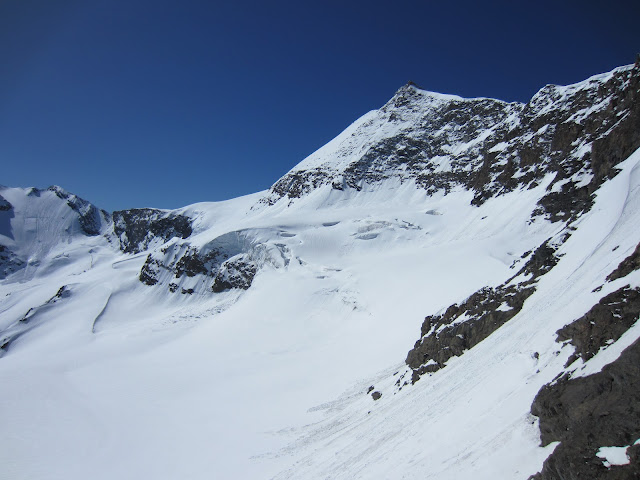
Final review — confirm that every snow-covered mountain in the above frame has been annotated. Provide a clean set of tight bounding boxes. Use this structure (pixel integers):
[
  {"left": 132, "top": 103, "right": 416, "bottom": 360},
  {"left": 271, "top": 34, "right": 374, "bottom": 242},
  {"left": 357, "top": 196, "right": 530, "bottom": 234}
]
[{"left": 1, "top": 60, "right": 639, "bottom": 479}]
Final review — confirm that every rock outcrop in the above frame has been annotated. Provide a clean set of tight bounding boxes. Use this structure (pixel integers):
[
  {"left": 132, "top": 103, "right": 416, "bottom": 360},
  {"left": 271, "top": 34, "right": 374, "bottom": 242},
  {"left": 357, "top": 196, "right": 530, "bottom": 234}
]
[
  {"left": 607, "top": 242, "right": 640, "bottom": 282},
  {"left": 558, "top": 286, "right": 640, "bottom": 368},
  {"left": 265, "top": 61, "right": 640, "bottom": 226},
  {"left": 406, "top": 236, "right": 563, "bottom": 383},
  {"left": 530, "top": 338, "right": 640, "bottom": 480},
  {"left": 138, "top": 230, "right": 262, "bottom": 294},
  {"left": 113, "top": 208, "right": 193, "bottom": 254}
]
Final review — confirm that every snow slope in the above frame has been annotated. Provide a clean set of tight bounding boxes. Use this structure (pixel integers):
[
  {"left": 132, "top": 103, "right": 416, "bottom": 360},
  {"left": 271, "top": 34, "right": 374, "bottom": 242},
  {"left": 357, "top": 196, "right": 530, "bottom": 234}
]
[
  {"left": 269, "top": 147, "right": 640, "bottom": 479},
  {"left": 1, "top": 62, "right": 639, "bottom": 479}
]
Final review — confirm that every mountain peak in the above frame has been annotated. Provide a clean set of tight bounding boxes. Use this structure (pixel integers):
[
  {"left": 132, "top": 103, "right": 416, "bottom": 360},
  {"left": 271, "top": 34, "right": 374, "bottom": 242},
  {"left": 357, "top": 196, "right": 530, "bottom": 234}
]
[
  {"left": 386, "top": 81, "right": 465, "bottom": 110},
  {"left": 262, "top": 62, "right": 639, "bottom": 218}
]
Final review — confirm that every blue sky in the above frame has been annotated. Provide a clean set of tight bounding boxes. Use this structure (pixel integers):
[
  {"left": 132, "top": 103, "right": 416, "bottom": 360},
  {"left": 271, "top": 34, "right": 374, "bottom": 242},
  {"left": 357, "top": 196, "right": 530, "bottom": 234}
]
[{"left": 1, "top": 0, "right": 638, "bottom": 211}]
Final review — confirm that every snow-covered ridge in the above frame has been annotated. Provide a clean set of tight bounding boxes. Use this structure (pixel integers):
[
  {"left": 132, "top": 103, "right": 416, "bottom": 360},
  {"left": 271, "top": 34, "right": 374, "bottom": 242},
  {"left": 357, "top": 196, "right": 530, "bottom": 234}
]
[
  {"left": 263, "top": 83, "right": 522, "bottom": 204},
  {"left": 0, "top": 185, "right": 112, "bottom": 281},
  {"left": 263, "top": 61, "right": 640, "bottom": 225},
  {"left": 1, "top": 61, "right": 640, "bottom": 480}
]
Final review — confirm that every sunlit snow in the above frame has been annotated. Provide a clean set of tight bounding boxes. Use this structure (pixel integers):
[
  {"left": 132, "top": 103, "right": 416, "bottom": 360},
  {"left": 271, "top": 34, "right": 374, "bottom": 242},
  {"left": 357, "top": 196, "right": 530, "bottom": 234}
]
[{"left": 1, "top": 66, "right": 639, "bottom": 479}]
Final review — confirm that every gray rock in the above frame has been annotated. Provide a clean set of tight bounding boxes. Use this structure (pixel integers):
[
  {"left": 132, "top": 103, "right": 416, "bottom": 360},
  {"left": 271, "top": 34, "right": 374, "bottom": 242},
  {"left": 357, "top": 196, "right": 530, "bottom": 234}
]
[
  {"left": 607, "top": 242, "right": 640, "bottom": 282},
  {"left": 530, "top": 338, "right": 640, "bottom": 480},
  {"left": 113, "top": 208, "right": 192, "bottom": 254}
]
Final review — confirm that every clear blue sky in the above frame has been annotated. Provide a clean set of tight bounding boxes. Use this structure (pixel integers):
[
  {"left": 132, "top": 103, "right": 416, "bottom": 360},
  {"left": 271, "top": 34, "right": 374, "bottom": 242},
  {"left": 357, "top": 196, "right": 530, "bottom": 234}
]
[{"left": 1, "top": 0, "right": 638, "bottom": 211}]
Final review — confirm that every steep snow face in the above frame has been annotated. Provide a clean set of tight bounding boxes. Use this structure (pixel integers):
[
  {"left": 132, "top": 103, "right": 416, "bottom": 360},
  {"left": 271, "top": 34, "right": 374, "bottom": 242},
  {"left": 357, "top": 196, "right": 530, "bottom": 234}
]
[
  {"left": 267, "top": 146, "right": 640, "bottom": 480},
  {"left": 0, "top": 186, "right": 111, "bottom": 280},
  {"left": 0, "top": 186, "right": 109, "bottom": 247},
  {"left": 1, "top": 63, "right": 640, "bottom": 480}
]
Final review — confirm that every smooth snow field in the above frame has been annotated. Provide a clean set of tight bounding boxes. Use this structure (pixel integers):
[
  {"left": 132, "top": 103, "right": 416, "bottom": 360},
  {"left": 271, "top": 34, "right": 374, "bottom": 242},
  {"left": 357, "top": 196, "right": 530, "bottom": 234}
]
[{"left": 2, "top": 146, "right": 640, "bottom": 478}]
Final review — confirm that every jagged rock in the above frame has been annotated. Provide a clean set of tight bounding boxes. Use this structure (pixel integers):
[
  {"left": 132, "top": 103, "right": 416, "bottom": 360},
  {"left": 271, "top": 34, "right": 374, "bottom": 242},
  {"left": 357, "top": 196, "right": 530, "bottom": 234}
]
[
  {"left": 0, "top": 194, "right": 20, "bottom": 279},
  {"left": 508, "top": 239, "right": 563, "bottom": 283},
  {"left": 529, "top": 262, "right": 640, "bottom": 478},
  {"left": 529, "top": 339, "right": 640, "bottom": 480},
  {"left": 607, "top": 242, "right": 640, "bottom": 282},
  {"left": 406, "top": 283, "right": 535, "bottom": 382},
  {"left": 139, "top": 255, "right": 162, "bottom": 286},
  {"left": 136, "top": 229, "right": 261, "bottom": 294},
  {"left": 211, "top": 256, "right": 257, "bottom": 292},
  {"left": 174, "top": 247, "right": 223, "bottom": 278},
  {"left": 0, "top": 245, "right": 23, "bottom": 280},
  {"left": 113, "top": 208, "right": 192, "bottom": 254},
  {"left": 269, "top": 89, "right": 521, "bottom": 202},
  {"left": 51, "top": 285, "right": 70, "bottom": 301},
  {"left": 174, "top": 248, "right": 208, "bottom": 278},
  {"left": 0, "top": 194, "right": 11, "bottom": 211},
  {"left": 130, "top": 225, "right": 275, "bottom": 298},
  {"left": 534, "top": 183, "right": 593, "bottom": 224},
  {"left": 557, "top": 286, "right": 640, "bottom": 368},
  {"left": 371, "top": 391, "right": 382, "bottom": 401},
  {"left": 407, "top": 237, "right": 562, "bottom": 382}
]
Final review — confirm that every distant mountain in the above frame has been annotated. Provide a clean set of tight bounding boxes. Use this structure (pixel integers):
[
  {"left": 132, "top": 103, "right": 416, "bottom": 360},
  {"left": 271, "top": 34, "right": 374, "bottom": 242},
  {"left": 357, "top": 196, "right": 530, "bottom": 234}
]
[{"left": 1, "top": 60, "right": 639, "bottom": 480}]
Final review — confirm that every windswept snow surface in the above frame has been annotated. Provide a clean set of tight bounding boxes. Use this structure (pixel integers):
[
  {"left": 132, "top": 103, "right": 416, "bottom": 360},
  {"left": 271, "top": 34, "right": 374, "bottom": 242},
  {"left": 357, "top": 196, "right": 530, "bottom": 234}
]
[
  {"left": 2, "top": 148, "right": 640, "bottom": 479},
  {"left": 1, "top": 66, "right": 639, "bottom": 477},
  {"left": 596, "top": 444, "right": 634, "bottom": 468},
  {"left": 0, "top": 179, "right": 528, "bottom": 478}
]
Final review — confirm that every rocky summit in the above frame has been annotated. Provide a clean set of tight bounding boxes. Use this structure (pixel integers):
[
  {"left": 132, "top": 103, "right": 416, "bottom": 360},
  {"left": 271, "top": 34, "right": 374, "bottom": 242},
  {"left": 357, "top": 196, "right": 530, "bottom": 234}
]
[{"left": 1, "top": 60, "right": 639, "bottom": 480}]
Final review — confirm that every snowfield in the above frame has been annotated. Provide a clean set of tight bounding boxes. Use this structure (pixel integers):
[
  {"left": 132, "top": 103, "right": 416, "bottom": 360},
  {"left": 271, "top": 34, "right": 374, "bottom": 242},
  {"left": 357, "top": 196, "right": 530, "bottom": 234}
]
[{"left": 1, "top": 64, "right": 639, "bottom": 479}]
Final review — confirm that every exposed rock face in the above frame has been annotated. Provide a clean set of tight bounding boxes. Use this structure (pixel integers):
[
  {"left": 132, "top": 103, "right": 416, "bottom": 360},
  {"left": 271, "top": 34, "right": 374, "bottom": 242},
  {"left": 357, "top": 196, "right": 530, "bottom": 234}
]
[
  {"left": 139, "top": 255, "right": 162, "bottom": 286},
  {"left": 211, "top": 256, "right": 257, "bottom": 292},
  {"left": 265, "top": 61, "right": 640, "bottom": 225},
  {"left": 607, "top": 242, "right": 640, "bottom": 282},
  {"left": 113, "top": 208, "right": 193, "bottom": 254},
  {"left": 406, "top": 237, "right": 562, "bottom": 383},
  {"left": 399, "top": 64, "right": 640, "bottom": 480},
  {"left": 509, "top": 238, "right": 563, "bottom": 283},
  {"left": 530, "top": 338, "right": 640, "bottom": 480},
  {"left": 0, "top": 245, "right": 23, "bottom": 279},
  {"left": 0, "top": 194, "right": 11, "bottom": 211},
  {"left": 174, "top": 247, "right": 211, "bottom": 278},
  {"left": 138, "top": 230, "right": 261, "bottom": 294},
  {"left": 0, "top": 194, "right": 19, "bottom": 279},
  {"left": 267, "top": 88, "right": 523, "bottom": 202},
  {"left": 406, "top": 283, "right": 535, "bottom": 382},
  {"left": 557, "top": 286, "right": 640, "bottom": 368}
]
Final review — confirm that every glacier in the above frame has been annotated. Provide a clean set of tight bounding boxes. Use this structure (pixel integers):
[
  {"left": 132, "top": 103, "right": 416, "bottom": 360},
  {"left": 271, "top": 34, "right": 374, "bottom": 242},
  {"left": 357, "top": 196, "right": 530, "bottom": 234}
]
[{"left": 1, "top": 60, "right": 639, "bottom": 479}]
